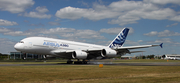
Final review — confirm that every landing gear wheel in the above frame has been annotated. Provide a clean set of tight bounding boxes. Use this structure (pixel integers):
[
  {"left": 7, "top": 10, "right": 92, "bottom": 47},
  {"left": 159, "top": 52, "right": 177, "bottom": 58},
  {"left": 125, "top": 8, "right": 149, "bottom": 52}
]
[
  {"left": 83, "top": 61, "right": 87, "bottom": 64},
  {"left": 74, "top": 61, "right": 81, "bottom": 64},
  {"left": 67, "top": 61, "right": 73, "bottom": 64},
  {"left": 74, "top": 61, "right": 87, "bottom": 64},
  {"left": 67, "top": 59, "right": 73, "bottom": 64},
  {"left": 82, "top": 59, "right": 87, "bottom": 64}
]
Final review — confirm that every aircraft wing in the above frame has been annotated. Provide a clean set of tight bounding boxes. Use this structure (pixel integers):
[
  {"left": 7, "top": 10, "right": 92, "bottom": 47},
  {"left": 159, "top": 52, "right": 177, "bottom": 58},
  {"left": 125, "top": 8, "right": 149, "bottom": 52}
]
[
  {"left": 114, "top": 43, "right": 163, "bottom": 50},
  {"left": 51, "top": 43, "right": 163, "bottom": 58},
  {"left": 113, "top": 43, "right": 163, "bottom": 54}
]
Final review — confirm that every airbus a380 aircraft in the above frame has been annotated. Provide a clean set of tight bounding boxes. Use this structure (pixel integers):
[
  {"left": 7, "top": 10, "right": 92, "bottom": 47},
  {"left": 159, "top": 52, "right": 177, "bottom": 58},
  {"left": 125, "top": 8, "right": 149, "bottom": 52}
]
[{"left": 14, "top": 28, "right": 163, "bottom": 64}]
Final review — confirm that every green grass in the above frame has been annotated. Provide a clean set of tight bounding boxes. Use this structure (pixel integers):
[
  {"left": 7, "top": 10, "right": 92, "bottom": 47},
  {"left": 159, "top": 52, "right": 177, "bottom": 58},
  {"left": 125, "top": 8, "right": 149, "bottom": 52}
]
[
  {"left": 0, "top": 61, "right": 63, "bottom": 64},
  {"left": 0, "top": 59, "right": 180, "bottom": 83},
  {"left": 0, "top": 66, "right": 180, "bottom": 83}
]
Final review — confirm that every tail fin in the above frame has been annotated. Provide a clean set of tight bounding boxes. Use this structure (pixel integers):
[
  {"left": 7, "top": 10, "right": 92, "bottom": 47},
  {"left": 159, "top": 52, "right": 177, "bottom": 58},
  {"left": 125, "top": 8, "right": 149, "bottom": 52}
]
[{"left": 108, "top": 28, "right": 129, "bottom": 48}]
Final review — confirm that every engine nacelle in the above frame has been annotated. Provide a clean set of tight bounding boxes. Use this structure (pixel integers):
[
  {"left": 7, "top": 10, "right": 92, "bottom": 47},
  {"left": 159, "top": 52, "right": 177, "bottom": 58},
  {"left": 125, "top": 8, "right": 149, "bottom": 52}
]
[
  {"left": 101, "top": 49, "right": 117, "bottom": 57},
  {"left": 72, "top": 51, "right": 88, "bottom": 59}
]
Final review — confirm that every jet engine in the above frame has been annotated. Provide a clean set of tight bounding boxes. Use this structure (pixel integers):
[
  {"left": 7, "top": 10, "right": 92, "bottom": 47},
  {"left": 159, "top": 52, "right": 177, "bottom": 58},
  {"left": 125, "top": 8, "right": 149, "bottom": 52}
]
[
  {"left": 101, "top": 49, "right": 118, "bottom": 57},
  {"left": 72, "top": 51, "right": 88, "bottom": 59}
]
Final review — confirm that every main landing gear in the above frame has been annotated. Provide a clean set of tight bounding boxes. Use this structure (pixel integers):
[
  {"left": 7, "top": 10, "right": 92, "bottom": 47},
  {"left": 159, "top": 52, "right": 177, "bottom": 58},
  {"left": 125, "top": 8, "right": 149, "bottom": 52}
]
[
  {"left": 67, "top": 59, "right": 73, "bottom": 64},
  {"left": 67, "top": 59, "right": 88, "bottom": 64}
]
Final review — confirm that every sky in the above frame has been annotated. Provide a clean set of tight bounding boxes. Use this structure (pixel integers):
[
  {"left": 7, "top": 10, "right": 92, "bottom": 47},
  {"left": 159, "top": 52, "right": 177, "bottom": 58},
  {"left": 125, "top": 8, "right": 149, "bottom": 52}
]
[{"left": 0, "top": 0, "right": 180, "bottom": 56}]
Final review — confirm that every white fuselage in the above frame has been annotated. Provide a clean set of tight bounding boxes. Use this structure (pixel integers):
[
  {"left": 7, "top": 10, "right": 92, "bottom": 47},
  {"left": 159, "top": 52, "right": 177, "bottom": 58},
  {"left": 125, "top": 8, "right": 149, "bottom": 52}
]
[{"left": 14, "top": 37, "right": 108, "bottom": 56}]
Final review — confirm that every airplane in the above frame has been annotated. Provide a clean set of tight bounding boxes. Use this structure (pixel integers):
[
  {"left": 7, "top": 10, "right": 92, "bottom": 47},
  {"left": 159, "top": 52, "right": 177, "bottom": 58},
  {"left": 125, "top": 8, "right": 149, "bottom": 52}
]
[{"left": 14, "top": 28, "right": 163, "bottom": 64}]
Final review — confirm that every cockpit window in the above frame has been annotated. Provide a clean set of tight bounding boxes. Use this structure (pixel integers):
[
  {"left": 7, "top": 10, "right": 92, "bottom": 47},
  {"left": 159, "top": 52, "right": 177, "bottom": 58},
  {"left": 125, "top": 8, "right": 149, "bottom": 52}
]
[{"left": 20, "top": 41, "right": 24, "bottom": 43}]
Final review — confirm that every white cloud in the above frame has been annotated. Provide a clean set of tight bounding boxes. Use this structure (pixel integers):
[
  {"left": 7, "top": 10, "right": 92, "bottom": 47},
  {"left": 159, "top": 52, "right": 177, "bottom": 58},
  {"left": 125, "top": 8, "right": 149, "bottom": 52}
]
[
  {"left": 144, "top": 30, "right": 180, "bottom": 37},
  {"left": 48, "top": 22, "right": 60, "bottom": 26},
  {"left": 120, "top": 39, "right": 145, "bottom": 46},
  {"left": 138, "top": 40, "right": 143, "bottom": 43},
  {"left": 143, "top": 38, "right": 180, "bottom": 55},
  {"left": 42, "top": 27, "right": 105, "bottom": 39},
  {"left": 144, "top": 31, "right": 158, "bottom": 36},
  {"left": 124, "top": 40, "right": 140, "bottom": 46},
  {"left": 100, "top": 27, "right": 134, "bottom": 34},
  {"left": 0, "top": 0, "right": 34, "bottom": 13},
  {"left": 154, "top": 38, "right": 172, "bottom": 43},
  {"left": 41, "top": 27, "right": 76, "bottom": 34},
  {"left": 170, "top": 15, "right": 180, "bottom": 22},
  {"left": 148, "top": 38, "right": 180, "bottom": 46},
  {"left": 24, "top": 12, "right": 51, "bottom": 19},
  {"left": 0, "top": 27, "right": 105, "bottom": 39},
  {"left": 0, "top": 27, "right": 11, "bottom": 33},
  {"left": 29, "top": 23, "right": 44, "bottom": 27},
  {"left": 35, "top": 6, "right": 49, "bottom": 13},
  {"left": 70, "top": 30, "right": 104, "bottom": 39},
  {"left": 55, "top": 6, "right": 89, "bottom": 20},
  {"left": 0, "top": 19, "right": 18, "bottom": 26},
  {"left": 108, "top": 15, "right": 140, "bottom": 26},
  {"left": 158, "top": 30, "right": 180, "bottom": 37},
  {"left": 143, "top": 0, "right": 180, "bottom": 5},
  {"left": 55, "top": 6, "right": 119, "bottom": 20},
  {"left": 107, "top": 1, "right": 176, "bottom": 25},
  {"left": 141, "top": 8, "right": 176, "bottom": 20},
  {"left": 0, "top": 27, "right": 37, "bottom": 36},
  {"left": 0, "top": 38, "right": 16, "bottom": 54},
  {"left": 23, "top": 6, "right": 51, "bottom": 19},
  {"left": 78, "top": 1, "right": 89, "bottom": 7},
  {"left": 4, "top": 31, "right": 24, "bottom": 36},
  {"left": 174, "top": 42, "right": 180, "bottom": 46},
  {"left": 55, "top": 0, "right": 180, "bottom": 26},
  {"left": 0, "top": 27, "right": 137, "bottom": 41},
  {"left": 166, "top": 23, "right": 178, "bottom": 27}
]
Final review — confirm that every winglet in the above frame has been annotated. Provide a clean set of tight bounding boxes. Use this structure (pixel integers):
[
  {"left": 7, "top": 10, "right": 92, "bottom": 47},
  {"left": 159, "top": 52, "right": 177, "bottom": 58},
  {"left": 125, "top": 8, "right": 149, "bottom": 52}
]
[{"left": 160, "top": 43, "right": 163, "bottom": 48}]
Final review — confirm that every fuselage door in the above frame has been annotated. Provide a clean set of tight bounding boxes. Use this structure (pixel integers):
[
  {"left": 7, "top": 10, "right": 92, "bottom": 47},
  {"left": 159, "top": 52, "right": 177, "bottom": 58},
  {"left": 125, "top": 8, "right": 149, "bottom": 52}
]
[
  {"left": 28, "top": 42, "right": 32, "bottom": 48},
  {"left": 24, "top": 42, "right": 32, "bottom": 49}
]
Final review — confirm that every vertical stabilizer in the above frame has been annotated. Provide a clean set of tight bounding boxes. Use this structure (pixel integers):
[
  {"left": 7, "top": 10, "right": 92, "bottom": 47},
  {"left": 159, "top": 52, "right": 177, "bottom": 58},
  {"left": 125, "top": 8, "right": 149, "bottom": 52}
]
[{"left": 108, "top": 28, "right": 129, "bottom": 48}]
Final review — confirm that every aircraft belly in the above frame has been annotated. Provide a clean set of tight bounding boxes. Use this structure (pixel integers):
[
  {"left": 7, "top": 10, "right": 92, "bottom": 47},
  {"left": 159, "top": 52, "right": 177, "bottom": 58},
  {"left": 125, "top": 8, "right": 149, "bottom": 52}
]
[{"left": 55, "top": 52, "right": 73, "bottom": 59}]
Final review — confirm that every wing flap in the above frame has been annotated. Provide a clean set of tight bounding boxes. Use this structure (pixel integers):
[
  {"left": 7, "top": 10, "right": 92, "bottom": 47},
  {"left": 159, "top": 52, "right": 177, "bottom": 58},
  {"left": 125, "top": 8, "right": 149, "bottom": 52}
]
[{"left": 82, "top": 48, "right": 102, "bottom": 53}]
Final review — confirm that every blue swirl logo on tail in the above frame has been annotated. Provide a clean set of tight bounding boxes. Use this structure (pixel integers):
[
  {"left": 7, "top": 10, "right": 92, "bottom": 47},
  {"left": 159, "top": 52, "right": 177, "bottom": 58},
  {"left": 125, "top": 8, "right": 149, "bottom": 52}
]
[{"left": 109, "top": 28, "right": 129, "bottom": 48}]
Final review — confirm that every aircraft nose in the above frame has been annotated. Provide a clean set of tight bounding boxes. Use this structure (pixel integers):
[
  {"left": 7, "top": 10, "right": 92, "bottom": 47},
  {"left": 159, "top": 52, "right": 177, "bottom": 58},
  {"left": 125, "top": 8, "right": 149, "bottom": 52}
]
[{"left": 14, "top": 43, "right": 22, "bottom": 51}]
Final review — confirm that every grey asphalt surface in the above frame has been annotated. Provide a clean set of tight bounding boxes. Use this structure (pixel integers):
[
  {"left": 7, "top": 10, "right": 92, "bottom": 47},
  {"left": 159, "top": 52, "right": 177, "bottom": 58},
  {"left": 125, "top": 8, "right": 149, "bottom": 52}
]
[{"left": 0, "top": 62, "right": 180, "bottom": 66}]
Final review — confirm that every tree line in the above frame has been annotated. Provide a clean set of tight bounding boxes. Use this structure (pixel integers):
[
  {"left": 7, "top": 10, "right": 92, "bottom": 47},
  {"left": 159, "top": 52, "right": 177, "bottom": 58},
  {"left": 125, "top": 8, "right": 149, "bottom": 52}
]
[
  {"left": 136, "top": 55, "right": 160, "bottom": 59},
  {"left": 0, "top": 53, "right": 9, "bottom": 60}
]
